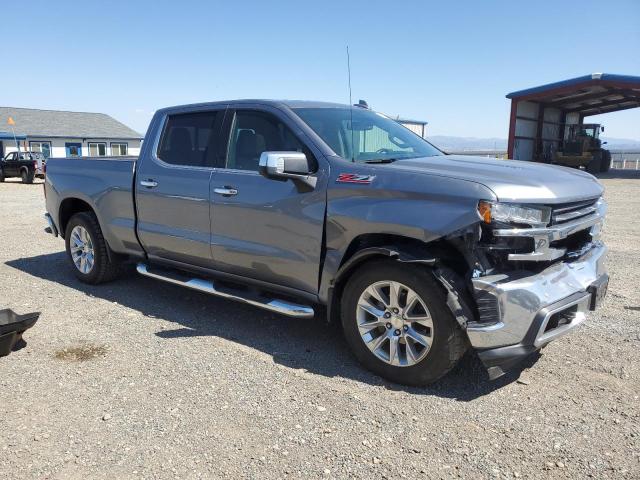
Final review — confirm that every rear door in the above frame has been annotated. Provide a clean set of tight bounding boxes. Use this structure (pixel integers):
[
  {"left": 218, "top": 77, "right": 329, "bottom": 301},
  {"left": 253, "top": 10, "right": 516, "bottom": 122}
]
[
  {"left": 209, "top": 105, "right": 328, "bottom": 294},
  {"left": 135, "top": 106, "right": 226, "bottom": 268}
]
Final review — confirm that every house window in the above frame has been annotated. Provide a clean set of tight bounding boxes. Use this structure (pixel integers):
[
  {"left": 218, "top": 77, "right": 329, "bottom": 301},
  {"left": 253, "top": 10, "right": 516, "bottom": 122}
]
[
  {"left": 111, "top": 143, "right": 128, "bottom": 156},
  {"left": 30, "top": 141, "right": 52, "bottom": 159},
  {"left": 88, "top": 142, "right": 107, "bottom": 156}
]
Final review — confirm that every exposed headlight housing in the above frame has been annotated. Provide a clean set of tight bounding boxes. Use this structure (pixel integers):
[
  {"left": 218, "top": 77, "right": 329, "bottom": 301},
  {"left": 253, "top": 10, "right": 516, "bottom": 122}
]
[{"left": 478, "top": 201, "right": 551, "bottom": 227}]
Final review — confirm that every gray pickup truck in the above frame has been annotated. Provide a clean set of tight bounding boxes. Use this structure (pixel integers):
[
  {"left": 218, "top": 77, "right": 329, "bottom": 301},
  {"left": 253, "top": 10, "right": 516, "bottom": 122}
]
[{"left": 44, "top": 100, "right": 608, "bottom": 385}]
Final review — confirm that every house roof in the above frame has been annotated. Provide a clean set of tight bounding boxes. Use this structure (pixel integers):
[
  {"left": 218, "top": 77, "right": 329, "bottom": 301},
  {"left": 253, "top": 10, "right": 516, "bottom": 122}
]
[{"left": 0, "top": 107, "right": 143, "bottom": 139}]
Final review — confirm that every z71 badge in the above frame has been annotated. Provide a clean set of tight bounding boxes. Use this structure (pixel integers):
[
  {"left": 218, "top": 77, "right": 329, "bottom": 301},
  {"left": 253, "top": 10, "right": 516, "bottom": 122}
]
[{"left": 336, "top": 173, "right": 376, "bottom": 184}]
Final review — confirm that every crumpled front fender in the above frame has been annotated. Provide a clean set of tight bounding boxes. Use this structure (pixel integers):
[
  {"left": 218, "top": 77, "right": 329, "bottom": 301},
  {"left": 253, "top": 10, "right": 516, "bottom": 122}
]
[{"left": 326, "top": 245, "right": 476, "bottom": 332}]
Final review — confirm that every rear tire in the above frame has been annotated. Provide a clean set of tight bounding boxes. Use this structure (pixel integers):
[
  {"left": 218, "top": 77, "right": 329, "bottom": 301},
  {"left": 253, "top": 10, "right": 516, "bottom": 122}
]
[
  {"left": 340, "top": 259, "right": 467, "bottom": 386},
  {"left": 600, "top": 150, "right": 611, "bottom": 173},
  {"left": 21, "top": 169, "right": 34, "bottom": 184},
  {"left": 65, "top": 212, "right": 122, "bottom": 284},
  {"left": 586, "top": 152, "right": 602, "bottom": 174}
]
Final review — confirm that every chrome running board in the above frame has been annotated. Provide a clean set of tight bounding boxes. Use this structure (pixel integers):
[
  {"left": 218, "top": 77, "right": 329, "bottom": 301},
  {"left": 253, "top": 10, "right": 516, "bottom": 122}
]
[{"left": 136, "top": 263, "right": 314, "bottom": 319}]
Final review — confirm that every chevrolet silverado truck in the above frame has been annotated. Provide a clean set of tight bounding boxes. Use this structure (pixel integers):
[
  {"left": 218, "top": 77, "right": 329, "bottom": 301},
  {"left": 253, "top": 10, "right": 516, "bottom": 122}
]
[{"left": 43, "top": 100, "right": 608, "bottom": 385}]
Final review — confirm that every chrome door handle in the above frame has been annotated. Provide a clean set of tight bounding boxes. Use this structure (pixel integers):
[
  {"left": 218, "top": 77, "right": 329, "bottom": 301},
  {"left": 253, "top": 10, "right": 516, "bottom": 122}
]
[
  {"left": 140, "top": 180, "right": 158, "bottom": 188},
  {"left": 214, "top": 187, "right": 238, "bottom": 196}
]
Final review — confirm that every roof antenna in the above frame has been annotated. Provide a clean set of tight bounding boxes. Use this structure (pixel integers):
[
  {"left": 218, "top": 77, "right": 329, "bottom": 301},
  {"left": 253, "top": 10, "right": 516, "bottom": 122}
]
[{"left": 347, "top": 46, "right": 355, "bottom": 162}]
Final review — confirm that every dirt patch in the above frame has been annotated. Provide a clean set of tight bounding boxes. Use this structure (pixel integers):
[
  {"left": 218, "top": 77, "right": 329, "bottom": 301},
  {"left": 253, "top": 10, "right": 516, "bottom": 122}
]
[{"left": 53, "top": 343, "right": 108, "bottom": 361}]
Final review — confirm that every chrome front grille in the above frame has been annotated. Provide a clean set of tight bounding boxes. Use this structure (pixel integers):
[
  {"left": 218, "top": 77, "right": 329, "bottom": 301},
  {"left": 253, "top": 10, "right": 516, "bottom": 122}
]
[{"left": 551, "top": 198, "right": 599, "bottom": 225}]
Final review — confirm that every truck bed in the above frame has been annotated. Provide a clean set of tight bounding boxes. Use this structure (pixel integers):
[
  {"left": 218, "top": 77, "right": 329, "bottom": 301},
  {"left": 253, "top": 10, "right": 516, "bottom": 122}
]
[{"left": 44, "top": 156, "right": 143, "bottom": 256}]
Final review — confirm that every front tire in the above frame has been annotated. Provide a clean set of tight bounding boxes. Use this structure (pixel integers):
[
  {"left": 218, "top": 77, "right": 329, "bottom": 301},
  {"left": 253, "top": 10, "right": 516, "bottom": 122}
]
[
  {"left": 0, "top": 169, "right": 4, "bottom": 182},
  {"left": 600, "top": 150, "right": 611, "bottom": 173},
  {"left": 586, "top": 152, "right": 602, "bottom": 174},
  {"left": 65, "top": 212, "right": 121, "bottom": 284},
  {"left": 340, "top": 260, "right": 467, "bottom": 386}
]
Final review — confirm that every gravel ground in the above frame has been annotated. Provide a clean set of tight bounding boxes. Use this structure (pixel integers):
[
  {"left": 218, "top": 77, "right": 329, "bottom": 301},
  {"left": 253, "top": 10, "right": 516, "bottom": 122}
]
[{"left": 0, "top": 173, "right": 638, "bottom": 479}]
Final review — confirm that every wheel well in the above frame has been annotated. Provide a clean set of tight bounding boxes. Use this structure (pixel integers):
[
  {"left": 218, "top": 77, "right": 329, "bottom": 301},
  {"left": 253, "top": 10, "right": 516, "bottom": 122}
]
[
  {"left": 59, "top": 198, "right": 94, "bottom": 237},
  {"left": 328, "top": 233, "right": 470, "bottom": 323},
  {"left": 340, "top": 233, "right": 467, "bottom": 274}
]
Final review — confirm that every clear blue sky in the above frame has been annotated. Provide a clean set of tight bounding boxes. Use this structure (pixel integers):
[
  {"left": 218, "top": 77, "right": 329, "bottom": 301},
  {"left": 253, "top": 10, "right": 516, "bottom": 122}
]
[{"left": 4, "top": 0, "right": 639, "bottom": 139}]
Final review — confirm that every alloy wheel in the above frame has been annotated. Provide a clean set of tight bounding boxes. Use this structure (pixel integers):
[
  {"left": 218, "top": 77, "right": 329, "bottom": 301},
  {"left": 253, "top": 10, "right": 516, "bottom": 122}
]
[
  {"left": 356, "top": 280, "right": 434, "bottom": 367},
  {"left": 69, "top": 225, "right": 95, "bottom": 274}
]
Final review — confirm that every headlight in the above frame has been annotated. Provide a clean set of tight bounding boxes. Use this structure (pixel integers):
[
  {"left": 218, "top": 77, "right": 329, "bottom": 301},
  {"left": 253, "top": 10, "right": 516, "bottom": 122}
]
[{"left": 477, "top": 201, "right": 551, "bottom": 227}]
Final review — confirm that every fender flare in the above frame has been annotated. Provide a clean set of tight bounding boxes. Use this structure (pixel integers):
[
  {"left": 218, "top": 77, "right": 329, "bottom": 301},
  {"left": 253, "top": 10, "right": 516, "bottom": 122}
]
[
  {"left": 57, "top": 194, "right": 118, "bottom": 264},
  {"left": 333, "top": 245, "right": 436, "bottom": 286},
  {"left": 327, "top": 245, "right": 476, "bottom": 330}
]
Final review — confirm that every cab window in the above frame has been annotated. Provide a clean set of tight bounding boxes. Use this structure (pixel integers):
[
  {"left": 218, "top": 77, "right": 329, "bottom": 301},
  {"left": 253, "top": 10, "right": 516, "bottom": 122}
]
[
  {"left": 226, "top": 110, "right": 313, "bottom": 171},
  {"left": 158, "top": 110, "right": 222, "bottom": 167}
]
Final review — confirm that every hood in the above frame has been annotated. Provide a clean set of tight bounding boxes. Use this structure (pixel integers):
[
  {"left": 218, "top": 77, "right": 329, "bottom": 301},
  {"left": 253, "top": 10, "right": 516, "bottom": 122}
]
[{"left": 387, "top": 155, "right": 603, "bottom": 204}]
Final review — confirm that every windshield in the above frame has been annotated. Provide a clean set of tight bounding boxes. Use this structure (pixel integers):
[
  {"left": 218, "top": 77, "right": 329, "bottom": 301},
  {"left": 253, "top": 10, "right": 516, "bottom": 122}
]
[
  {"left": 572, "top": 124, "right": 600, "bottom": 139},
  {"left": 293, "top": 107, "right": 443, "bottom": 163},
  {"left": 584, "top": 125, "right": 600, "bottom": 138}
]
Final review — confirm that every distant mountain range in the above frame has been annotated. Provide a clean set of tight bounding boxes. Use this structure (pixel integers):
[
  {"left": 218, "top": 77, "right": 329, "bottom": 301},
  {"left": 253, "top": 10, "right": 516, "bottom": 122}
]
[
  {"left": 427, "top": 135, "right": 640, "bottom": 152},
  {"left": 600, "top": 137, "right": 640, "bottom": 150}
]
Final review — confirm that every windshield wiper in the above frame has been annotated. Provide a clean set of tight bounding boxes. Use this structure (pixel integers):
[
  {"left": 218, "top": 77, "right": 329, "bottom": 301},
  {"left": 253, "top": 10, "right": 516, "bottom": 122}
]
[{"left": 364, "top": 158, "right": 399, "bottom": 164}]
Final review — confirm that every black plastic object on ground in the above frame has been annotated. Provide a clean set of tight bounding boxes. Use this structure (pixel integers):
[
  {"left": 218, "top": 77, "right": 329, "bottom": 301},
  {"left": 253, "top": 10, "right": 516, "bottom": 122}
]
[{"left": 0, "top": 309, "right": 40, "bottom": 357}]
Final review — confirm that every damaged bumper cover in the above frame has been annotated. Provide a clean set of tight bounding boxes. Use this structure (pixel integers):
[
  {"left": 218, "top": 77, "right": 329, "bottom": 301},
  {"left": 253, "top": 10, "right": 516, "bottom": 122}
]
[{"left": 467, "top": 242, "right": 607, "bottom": 379}]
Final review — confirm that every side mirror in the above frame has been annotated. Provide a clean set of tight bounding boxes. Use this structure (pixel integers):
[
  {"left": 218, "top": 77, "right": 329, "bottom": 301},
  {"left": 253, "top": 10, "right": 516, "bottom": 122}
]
[
  {"left": 601, "top": 126, "right": 605, "bottom": 132},
  {"left": 602, "top": 141, "right": 608, "bottom": 145},
  {"left": 259, "top": 152, "right": 317, "bottom": 188}
]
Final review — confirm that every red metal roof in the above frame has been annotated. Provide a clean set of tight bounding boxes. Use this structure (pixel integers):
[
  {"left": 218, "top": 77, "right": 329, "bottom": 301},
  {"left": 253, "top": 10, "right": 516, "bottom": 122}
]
[{"left": 506, "top": 73, "right": 640, "bottom": 116}]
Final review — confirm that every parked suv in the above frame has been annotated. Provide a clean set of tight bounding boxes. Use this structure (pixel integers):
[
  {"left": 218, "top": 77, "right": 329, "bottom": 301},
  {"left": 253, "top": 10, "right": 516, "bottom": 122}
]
[{"left": 43, "top": 100, "right": 608, "bottom": 385}]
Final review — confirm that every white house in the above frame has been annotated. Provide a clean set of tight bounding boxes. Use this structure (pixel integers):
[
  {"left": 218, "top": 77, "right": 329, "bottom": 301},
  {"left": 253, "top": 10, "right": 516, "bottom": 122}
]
[{"left": 0, "top": 107, "right": 143, "bottom": 159}]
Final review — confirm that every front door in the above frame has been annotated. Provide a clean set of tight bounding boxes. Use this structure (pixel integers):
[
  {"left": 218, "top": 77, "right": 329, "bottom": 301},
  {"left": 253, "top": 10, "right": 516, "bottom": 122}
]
[
  {"left": 3, "top": 152, "right": 18, "bottom": 175},
  {"left": 209, "top": 107, "right": 327, "bottom": 294},
  {"left": 65, "top": 143, "right": 82, "bottom": 157},
  {"left": 135, "top": 107, "right": 226, "bottom": 268}
]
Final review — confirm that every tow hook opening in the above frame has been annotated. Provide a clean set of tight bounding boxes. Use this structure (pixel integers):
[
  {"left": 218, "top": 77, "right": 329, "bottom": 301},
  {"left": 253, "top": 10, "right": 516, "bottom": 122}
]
[{"left": 544, "top": 305, "right": 577, "bottom": 333}]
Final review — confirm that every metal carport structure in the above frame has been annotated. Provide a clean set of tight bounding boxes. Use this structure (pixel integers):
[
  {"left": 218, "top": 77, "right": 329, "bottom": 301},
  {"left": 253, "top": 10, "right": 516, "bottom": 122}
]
[{"left": 506, "top": 73, "right": 640, "bottom": 161}]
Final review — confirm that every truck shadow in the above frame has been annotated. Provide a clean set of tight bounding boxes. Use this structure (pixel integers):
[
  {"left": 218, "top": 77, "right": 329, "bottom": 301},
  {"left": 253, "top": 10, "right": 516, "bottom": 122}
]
[{"left": 6, "top": 252, "right": 539, "bottom": 401}]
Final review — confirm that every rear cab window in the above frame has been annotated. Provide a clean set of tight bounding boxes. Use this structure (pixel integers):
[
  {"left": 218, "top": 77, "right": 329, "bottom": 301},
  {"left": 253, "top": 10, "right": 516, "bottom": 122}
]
[{"left": 157, "top": 111, "right": 223, "bottom": 168}]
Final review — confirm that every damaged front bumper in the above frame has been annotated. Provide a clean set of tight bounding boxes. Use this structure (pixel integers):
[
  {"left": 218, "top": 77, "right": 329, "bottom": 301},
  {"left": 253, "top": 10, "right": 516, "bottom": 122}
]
[{"left": 467, "top": 242, "right": 608, "bottom": 379}]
